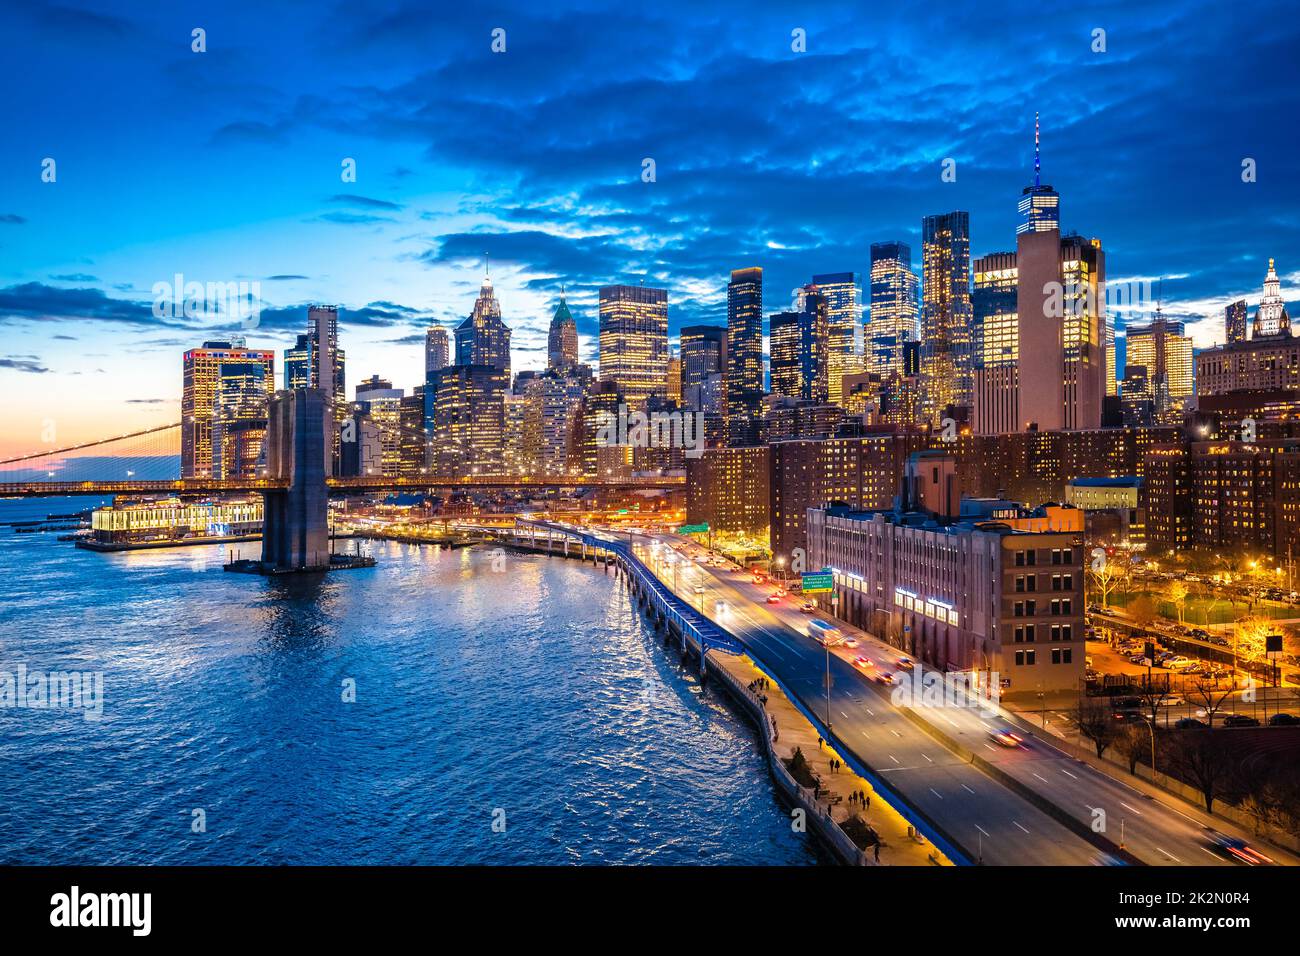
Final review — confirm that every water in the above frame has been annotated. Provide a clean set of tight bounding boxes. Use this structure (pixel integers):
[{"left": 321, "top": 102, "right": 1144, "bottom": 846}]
[{"left": 0, "top": 498, "right": 818, "bottom": 865}]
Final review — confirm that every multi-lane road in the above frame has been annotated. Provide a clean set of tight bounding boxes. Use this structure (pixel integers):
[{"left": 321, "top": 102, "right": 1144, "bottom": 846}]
[{"left": 628, "top": 531, "right": 1295, "bottom": 867}]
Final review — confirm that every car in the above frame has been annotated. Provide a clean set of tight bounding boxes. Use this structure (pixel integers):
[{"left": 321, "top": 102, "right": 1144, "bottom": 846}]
[
  {"left": 1110, "top": 710, "right": 1142, "bottom": 723},
  {"left": 1087, "top": 604, "right": 1103, "bottom": 614},
  {"left": 1128, "top": 654, "right": 1151, "bottom": 666},
  {"left": 714, "top": 600, "right": 727, "bottom": 615},
  {"left": 1156, "top": 694, "right": 1185, "bottom": 707},
  {"left": 896, "top": 657, "right": 915, "bottom": 670},
  {"left": 853, "top": 655, "right": 873, "bottom": 669},
  {"left": 1222, "top": 714, "right": 1261, "bottom": 727},
  {"left": 774, "top": 588, "right": 788, "bottom": 598},
  {"left": 842, "top": 637, "right": 859, "bottom": 648},
  {"left": 874, "top": 672, "right": 896, "bottom": 685},
  {"left": 1268, "top": 712, "right": 1300, "bottom": 726},
  {"left": 799, "top": 602, "right": 816, "bottom": 613},
  {"left": 1175, "top": 717, "right": 1207, "bottom": 729},
  {"left": 1206, "top": 830, "right": 1274, "bottom": 865},
  {"left": 989, "top": 728, "right": 1024, "bottom": 748},
  {"left": 693, "top": 585, "right": 705, "bottom": 594},
  {"left": 766, "top": 594, "right": 781, "bottom": 604},
  {"left": 1112, "top": 696, "right": 1143, "bottom": 710}
]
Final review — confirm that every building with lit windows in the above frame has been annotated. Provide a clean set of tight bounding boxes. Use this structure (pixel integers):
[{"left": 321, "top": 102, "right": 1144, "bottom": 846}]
[
  {"left": 1253, "top": 258, "right": 1291, "bottom": 339},
  {"left": 354, "top": 375, "right": 405, "bottom": 477},
  {"left": 806, "top": 453, "right": 1086, "bottom": 697},
  {"left": 685, "top": 445, "right": 770, "bottom": 536},
  {"left": 210, "top": 362, "right": 270, "bottom": 479},
  {"left": 769, "top": 285, "right": 828, "bottom": 403},
  {"left": 1196, "top": 336, "right": 1300, "bottom": 396},
  {"left": 1125, "top": 315, "right": 1193, "bottom": 422},
  {"left": 456, "top": 273, "right": 512, "bottom": 381},
  {"left": 1226, "top": 299, "right": 1248, "bottom": 345},
  {"left": 547, "top": 292, "right": 580, "bottom": 370},
  {"left": 812, "top": 272, "right": 861, "bottom": 406},
  {"left": 920, "top": 212, "right": 973, "bottom": 418},
  {"left": 680, "top": 325, "right": 726, "bottom": 409},
  {"left": 598, "top": 283, "right": 669, "bottom": 412},
  {"left": 426, "top": 364, "right": 506, "bottom": 475},
  {"left": 725, "top": 267, "right": 765, "bottom": 445},
  {"left": 181, "top": 337, "right": 275, "bottom": 477},
  {"left": 90, "top": 497, "right": 264, "bottom": 545},
  {"left": 425, "top": 325, "right": 450, "bottom": 377},
  {"left": 1016, "top": 114, "right": 1060, "bottom": 235},
  {"left": 867, "top": 242, "right": 919, "bottom": 380},
  {"left": 971, "top": 251, "right": 1019, "bottom": 434}
]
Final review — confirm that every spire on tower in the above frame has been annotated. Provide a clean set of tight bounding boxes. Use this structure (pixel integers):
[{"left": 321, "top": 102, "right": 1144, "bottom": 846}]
[{"left": 1034, "top": 111, "right": 1041, "bottom": 188}]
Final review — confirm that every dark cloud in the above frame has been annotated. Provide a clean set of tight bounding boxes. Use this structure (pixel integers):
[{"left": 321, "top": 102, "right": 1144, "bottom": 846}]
[
  {"left": 0, "top": 282, "right": 167, "bottom": 327},
  {"left": 0, "top": 357, "right": 50, "bottom": 373},
  {"left": 0, "top": 214, "right": 26, "bottom": 225},
  {"left": 329, "top": 194, "right": 404, "bottom": 211},
  {"left": 48, "top": 273, "right": 97, "bottom": 282},
  {"left": 266, "top": 274, "right": 310, "bottom": 281}
]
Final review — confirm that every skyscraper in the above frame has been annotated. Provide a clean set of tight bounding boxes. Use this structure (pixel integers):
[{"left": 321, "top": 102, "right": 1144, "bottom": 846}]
[
  {"left": 1252, "top": 258, "right": 1291, "bottom": 339},
  {"left": 307, "top": 305, "right": 344, "bottom": 403},
  {"left": 769, "top": 285, "right": 829, "bottom": 403},
  {"left": 813, "top": 272, "right": 860, "bottom": 406},
  {"left": 867, "top": 242, "right": 919, "bottom": 379},
  {"left": 181, "top": 338, "right": 275, "bottom": 477},
  {"left": 680, "top": 324, "right": 726, "bottom": 408},
  {"left": 725, "top": 267, "right": 764, "bottom": 445},
  {"left": 210, "top": 361, "right": 270, "bottom": 479},
  {"left": 1016, "top": 230, "right": 1107, "bottom": 431},
  {"left": 920, "top": 212, "right": 973, "bottom": 418},
  {"left": 1225, "top": 299, "right": 1248, "bottom": 344},
  {"left": 547, "top": 290, "right": 580, "bottom": 370},
  {"left": 1126, "top": 313, "right": 1193, "bottom": 421},
  {"left": 426, "top": 364, "right": 506, "bottom": 475},
  {"left": 971, "top": 251, "right": 1019, "bottom": 434},
  {"left": 455, "top": 272, "right": 512, "bottom": 379},
  {"left": 425, "top": 325, "right": 450, "bottom": 377},
  {"left": 1016, "top": 113, "right": 1060, "bottom": 235},
  {"left": 598, "top": 283, "right": 669, "bottom": 411}
]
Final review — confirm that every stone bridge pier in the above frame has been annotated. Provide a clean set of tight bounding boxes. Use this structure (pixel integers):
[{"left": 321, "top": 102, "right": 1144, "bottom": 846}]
[{"left": 261, "top": 388, "right": 331, "bottom": 571}]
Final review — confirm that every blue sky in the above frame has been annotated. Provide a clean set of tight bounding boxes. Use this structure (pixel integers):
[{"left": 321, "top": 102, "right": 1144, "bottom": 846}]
[{"left": 1, "top": 0, "right": 1298, "bottom": 452}]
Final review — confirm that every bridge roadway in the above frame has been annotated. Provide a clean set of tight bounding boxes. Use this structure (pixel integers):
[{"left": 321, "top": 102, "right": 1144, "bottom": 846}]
[
  {"left": 0, "top": 474, "right": 685, "bottom": 497},
  {"left": 605, "top": 527, "right": 1281, "bottom": 867}
]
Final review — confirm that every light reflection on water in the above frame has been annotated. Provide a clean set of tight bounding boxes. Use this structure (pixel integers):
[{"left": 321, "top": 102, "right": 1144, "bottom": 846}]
[{"left": 0, "top": 503, "right": 818, "bottom": 866}]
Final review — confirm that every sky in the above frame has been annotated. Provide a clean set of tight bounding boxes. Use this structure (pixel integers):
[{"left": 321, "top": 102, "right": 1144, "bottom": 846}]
[{"left": 1, "top": 0, "right": 1298, "bottom": 458}]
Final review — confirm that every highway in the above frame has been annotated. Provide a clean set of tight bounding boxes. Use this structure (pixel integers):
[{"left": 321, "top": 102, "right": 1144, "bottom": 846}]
[{"left": 627, "top": 531, "right": 1294, "bottom": 867}]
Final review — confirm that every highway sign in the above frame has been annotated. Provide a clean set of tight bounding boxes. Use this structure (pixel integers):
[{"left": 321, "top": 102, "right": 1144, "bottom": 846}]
[
  {"left": 677, "top": 523, "right": 710, "bottom": 534},
  {"left": 802, "top": 571, "right": 833, "bottom": 594}
]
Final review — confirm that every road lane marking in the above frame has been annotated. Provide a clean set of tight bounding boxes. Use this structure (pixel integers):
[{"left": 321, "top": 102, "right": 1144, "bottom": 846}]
[
  {"left": 922, "top": 753, "right": 933, "bottom": 762},
  {"left": 891, "top": 729, "right": 902, "bottom": 738},
  {"left": 975, "top": 824, "right": 990, "bottom": 837},
  {"left": 1060, "top": 769, "right": 1078, "bottom": 779},
  {"left": 962, "top": 785, "right": 976, "bottom": 795},
  {"left": 840, "top": 710, "right": 849, "bottom": 719},
  {"left": 984, "top": 744, "right": 998, "bottom": 752},
  {"left": 860, "top": 731, "right": 872, "bottom": 740},
  {"left": 1119, "top": 802, "right": 1143, "bottom": 816},
  {"left": 889, "top": 754, "right": 899, "bottom": 763},
  {"left": 1033, "top": 772, "right": 1048, "bottom": 783},
  {"left": 930, "top": 788, "right": 944, "bottom": 799},
  {"left": 1156, "top": 847, "right": 1182, "bottom": 863},
  {"left": 1013, "top": 821, "right": 1030, "bottom": 834}
]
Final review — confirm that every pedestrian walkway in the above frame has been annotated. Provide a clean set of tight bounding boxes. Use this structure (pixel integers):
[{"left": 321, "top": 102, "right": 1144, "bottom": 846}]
[{"left": 710, "top": 651, "right": 949, "bottom": 866}]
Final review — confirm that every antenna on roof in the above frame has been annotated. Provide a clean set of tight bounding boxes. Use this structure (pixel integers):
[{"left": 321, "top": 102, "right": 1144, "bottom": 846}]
[{"left": 1034, "top": 111, "right": 1041, "bottom": 188}]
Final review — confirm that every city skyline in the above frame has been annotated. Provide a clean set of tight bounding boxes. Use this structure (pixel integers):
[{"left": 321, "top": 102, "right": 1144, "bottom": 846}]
[{"left": 3, "top": 0, "right": 1299, "bottom": 456}]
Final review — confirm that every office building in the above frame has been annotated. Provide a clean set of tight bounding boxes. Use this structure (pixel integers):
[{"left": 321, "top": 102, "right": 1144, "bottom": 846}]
[
  {"left": 425, "top": 325, "right": 450, "bottom": 377},
  {"left": 920, "top": 212, "right": 973, "bottom": 418},
  {"left": 813, "top": 272, "right": 861, "bottom": 405},
  {"left": 181, "top": 338, "right": 275, "bottom": 478},
  {"left": 1125, "top": 314, "right": 1193, "bottom": 421},
  {"left": 1253, "top": 258, "right": 1291, "bottom": 339},
  {"left": 769, "top": 284, "right": 828, "bottom": 403},
  {"left": 725, "top": 267, "right": 765, "bottom": 445},
  {"left": 455, "top": 272, "right": 512, "bottom": 379},
  {"left": 426, "top": 364, "right": 506, "bottom": 475},
  {"left": 547, "top": 291, "right": 580, "bottom": 370},
  {"left": 971, "top": 251, "right": 1019, "bottom": 434},
  {"left": 1226, "top": 299, "right": 1248, "bottom": 345},
  {"left": 598, "top": 283, "right": 669, "bottom": 411},
  {"left": 1016, "top": 114, "right": 1060, "bottom": 235},
  {"left": 210, "top": 361, "right": 271, "bottom": 479},
  {"left": 867, "top": 242, "right": 919, "bottom": 379},
  {"left": 680, "top": 325, "right": 726, "bottom": 408}
]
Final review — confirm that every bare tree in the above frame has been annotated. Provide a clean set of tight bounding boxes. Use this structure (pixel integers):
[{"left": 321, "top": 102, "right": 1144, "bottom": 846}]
[
  {"left": 1166, "top": 730, "right": 1237, "bottom": 814},
  {"left": 1114, "top": 723, "right": 1150, "bottom": 775},
  {"left": 1187, "top": 674, "right": 1235, "bottom": 729},
  {"left": 1088, "top": 558, "right": 1123, "bottom": 608},
  {"left": 1074, "top": 698, "right": 1119, "bottom": 758}
]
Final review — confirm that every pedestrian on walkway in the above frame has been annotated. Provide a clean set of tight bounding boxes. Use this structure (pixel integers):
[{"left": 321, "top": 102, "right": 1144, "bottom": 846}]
[
  {"left": 817, "top": 735, "right": 823, "bottom": 749},
  {"left": 874, "top": 842, "right": 880, "bottom": 863}
]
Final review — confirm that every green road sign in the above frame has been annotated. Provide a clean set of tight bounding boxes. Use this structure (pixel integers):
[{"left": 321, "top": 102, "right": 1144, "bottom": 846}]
[
  {"left": 802, "top": 571, "right": 834, "bottom": 594},
  {"left": 677, "top": 523, "right": 710, "bottom": 534}
]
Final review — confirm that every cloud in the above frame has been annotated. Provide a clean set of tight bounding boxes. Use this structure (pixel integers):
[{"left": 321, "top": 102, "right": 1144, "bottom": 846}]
[
  {"left": 0, "top": 357, "right": 51, "bottom": 373},
  {"left": 0, "top": 282, "right": 166, "bottom": 327},
  {"left": 329, "top": 194, "right": 404, "bottom": 211},
  {"left": 0, "top": 214, "right": 25, "bottom": 225},
  {"left": 266, "top": 274, "right": 310, "bottom": 281}
]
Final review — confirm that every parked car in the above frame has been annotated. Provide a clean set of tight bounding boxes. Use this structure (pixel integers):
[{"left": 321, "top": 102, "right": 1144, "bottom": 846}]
[
  {"left": 1156, "top": 694, "right": 1185, "bottom": 707},
  {"left": 1268, "top": 712, "right": 1300, "bottom": 726},
  {"left": 1222, "top": 714, "right": 1261, "bottom": 727},
  {"left": 1175, "top": 718, "right": 1207, "bottom": 729}
]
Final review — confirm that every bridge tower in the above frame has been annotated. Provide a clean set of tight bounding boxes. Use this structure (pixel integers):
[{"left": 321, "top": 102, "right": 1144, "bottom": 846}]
[{"left": 261, "top": 388, "right": 331, "bottom": 571}]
